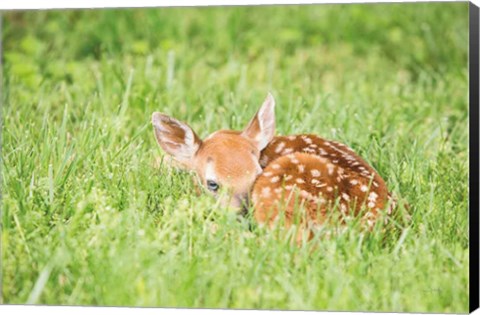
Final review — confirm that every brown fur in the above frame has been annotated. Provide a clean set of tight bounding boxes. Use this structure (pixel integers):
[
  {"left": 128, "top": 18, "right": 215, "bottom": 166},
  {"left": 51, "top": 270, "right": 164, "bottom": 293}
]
[
  {"left": 252, "top": 135, "right": 390, "bottom": 231},
  {"left": 152, "top": 94, "right": 397, "bottom": 242},
  {"left": 194, "top": 131, "right": 260, "bottom": 197}
]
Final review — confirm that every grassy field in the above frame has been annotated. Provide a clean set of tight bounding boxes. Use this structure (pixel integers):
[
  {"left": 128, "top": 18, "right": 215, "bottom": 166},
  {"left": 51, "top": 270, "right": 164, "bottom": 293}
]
[{"left": 1, "top": 3, "right": 470, "bottom": 312}]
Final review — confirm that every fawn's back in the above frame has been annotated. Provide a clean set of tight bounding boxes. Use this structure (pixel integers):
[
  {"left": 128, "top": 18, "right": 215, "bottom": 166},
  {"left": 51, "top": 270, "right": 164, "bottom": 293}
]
[{"left": 252, "top": 134, "right": 393, "bottom": 232}]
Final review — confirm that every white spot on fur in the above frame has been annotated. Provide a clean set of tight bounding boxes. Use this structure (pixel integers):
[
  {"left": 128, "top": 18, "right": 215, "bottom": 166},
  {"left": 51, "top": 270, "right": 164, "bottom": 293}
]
[
  {"left": 261, "top": 187, "right": 271, "bottom": 197},
  {"left": 327, "top": 163, "right": 335, "bottom": 175},
  {"left": 368, "top": 201, "right": 375, "bottom": 208},
  {"left": 342, "top": 193, "right": 350, "bottom": 201},
  {"left": 283, "top": 148, "right": 294, "bottom": 154},
  {"left": 360, "top": 185, "right": 368, "bottom": 192},
  {"left": 298, "top": 164, "right": 305, "bottom": 173},
  {"left": 326, "top": 186, "right": 333, "bottom": 192},
  {"left": 373, "top": 181, "right": 379, "bottom": 187},
  {"left": 311, "top": 179, "right": 320, "bottom": 184},
  {"left": 300, "top": 190, "right": 311, "bottom": 198},
  {"left": 274, "top": 142, "right": 286, "bottom": 153},
  {"left": 368, "top": 192, "right": 378, "bottom": 201},
  {"left": 285, "top": 174, "right": 293, "bottom": 181},
  {"left": 271, "top": 176, "right": 280, "bottom": 183},
  {"left": 311, "top": 169, "right": 321, "bottom": 177},
  {"left": 296, "top": 178, "right": 305, "bottom": 184},
  {"left": 271, "top": 164, "right": 281, "bottom": 170},
  {"left": 302, "top": 136, "right": 313, "bottom": 144},
  {"left": 263, "top": 171, "right": 273, "bottom": 177},
  {"left": 303, "top": 147, "right": 316, "bottom": 154},
  {"left": 350, "top": 179, "right": 358, "bottom": 185},
  {"left": 289, "top": 156, "right": 299, "bottom": 164},
  {"left": 287, "top": 135, "right": 296, "bottom": 141}
]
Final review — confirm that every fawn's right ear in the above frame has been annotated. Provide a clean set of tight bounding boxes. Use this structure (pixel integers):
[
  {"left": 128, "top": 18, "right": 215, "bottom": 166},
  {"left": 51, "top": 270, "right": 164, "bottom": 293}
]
[
  {"left": 242, "top": 93, "right": 276, "bottom": 151},
  {"left": 152, "top": 113, "right": 202, "bottom": 168}
]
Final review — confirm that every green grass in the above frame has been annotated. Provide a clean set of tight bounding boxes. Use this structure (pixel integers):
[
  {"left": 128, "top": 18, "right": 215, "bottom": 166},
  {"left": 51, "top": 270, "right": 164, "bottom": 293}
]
[{"left": 1, "top": 3, "right": 469, "bottom": 312}]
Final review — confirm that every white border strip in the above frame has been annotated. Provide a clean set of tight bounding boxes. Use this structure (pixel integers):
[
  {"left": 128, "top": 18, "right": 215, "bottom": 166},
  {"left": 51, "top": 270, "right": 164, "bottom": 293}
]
[
  {"left": 0, "top": 0, "right": 476, "bottom": 314},
  {"left": 0, "top": 0, "right": 469, "bottom": 10},
  {"left": 0, "top": 305, "right": 448, "bottom": 315}
]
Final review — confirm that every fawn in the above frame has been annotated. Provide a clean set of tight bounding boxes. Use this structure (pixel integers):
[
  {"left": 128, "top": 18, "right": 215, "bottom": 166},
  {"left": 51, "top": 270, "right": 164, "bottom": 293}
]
[{"left": 152, "top": 93, "right": 396, "bottom": 239}]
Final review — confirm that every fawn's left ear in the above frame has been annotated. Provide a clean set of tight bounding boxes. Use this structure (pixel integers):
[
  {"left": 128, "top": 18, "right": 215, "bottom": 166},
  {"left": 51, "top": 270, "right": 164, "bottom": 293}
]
[
  {"left": 242, "top": 93, "right": 276, "bottom": 151},
  {"left": 152, "top": 112, "right": 202, "bottom": 168}
]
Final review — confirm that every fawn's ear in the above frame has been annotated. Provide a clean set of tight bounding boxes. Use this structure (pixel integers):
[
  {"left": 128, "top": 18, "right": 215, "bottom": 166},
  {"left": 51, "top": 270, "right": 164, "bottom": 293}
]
[
  {"left": 242, "top": 93, "right": 276, "bottom": 151},
  {"left": 152, "top": 113, "right": 202, "bottom": 168}
]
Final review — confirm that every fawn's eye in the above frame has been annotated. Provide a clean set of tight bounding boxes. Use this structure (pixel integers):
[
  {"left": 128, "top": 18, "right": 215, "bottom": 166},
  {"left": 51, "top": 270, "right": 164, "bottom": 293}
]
[{"left": 206, "top": 180, "right": 219, "bottom": 192}]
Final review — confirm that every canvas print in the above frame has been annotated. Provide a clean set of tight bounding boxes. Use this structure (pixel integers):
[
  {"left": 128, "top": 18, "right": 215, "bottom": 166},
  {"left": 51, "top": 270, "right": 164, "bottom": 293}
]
[{"left": 1, "top": 2, "right": 471, "bottom": 313}]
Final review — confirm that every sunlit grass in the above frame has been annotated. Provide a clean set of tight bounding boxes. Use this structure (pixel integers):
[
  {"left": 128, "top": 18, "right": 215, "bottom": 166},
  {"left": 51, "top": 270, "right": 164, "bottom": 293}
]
[{"left": 1, "top": 2, "right": 469, "bottom": 312}]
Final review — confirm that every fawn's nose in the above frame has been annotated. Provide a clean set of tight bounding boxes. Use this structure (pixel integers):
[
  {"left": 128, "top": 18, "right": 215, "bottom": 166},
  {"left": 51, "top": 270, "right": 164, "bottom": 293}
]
[{"left": 222, "top": 192, "right": 250, "bottom": 215}]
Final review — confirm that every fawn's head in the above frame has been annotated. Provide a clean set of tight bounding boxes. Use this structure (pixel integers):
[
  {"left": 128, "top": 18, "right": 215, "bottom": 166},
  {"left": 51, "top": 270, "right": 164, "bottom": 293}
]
[{"left": 152, "top": 93, "right": 276, "bottom": 210}]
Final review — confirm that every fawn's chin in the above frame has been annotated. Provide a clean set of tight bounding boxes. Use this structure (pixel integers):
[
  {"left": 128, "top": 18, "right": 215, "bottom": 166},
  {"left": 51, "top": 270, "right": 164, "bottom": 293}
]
[
  {"left": 216, "top": 193, "right": 249, "bottom": 212},
  {"left": 223, "top": 203, "right": 249, "bottom": 216},
  {"left": 235, "top": 197, "right": 251, "bottom": 218}
]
